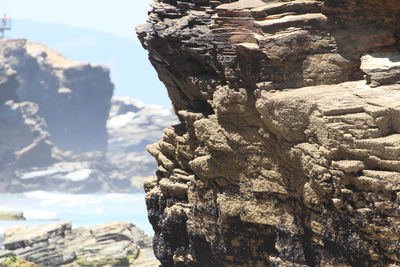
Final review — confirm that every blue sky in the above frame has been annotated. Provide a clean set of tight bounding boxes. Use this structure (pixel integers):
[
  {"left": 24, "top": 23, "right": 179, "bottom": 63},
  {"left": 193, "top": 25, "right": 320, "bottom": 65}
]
[
  {"left": 1, "top": 0, "right": 150, "bottom": 41},
  {"left": 0, "top": 0, "right": 172, "bottom": 106}
]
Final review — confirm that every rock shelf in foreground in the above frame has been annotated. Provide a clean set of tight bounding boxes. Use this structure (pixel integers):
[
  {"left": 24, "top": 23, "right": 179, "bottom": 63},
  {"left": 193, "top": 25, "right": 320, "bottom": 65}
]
[{"left": 0, "top": 222, "right": 159, "bottom": 267}]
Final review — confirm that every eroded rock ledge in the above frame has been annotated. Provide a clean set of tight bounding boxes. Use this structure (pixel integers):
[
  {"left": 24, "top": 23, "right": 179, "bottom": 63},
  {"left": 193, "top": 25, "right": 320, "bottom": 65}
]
[
  {"left": 0, "top": 222, "right": 156, "bottom": 266},
  {"left": 137, "top": 0, "right": 400, "bottom": 266}
]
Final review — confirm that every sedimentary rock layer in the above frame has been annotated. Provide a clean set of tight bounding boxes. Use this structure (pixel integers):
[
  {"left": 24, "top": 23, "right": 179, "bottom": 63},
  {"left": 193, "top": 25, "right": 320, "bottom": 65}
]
[
  {"left": 138, "top": 0, "right": 400, "bottom": 266},
  {"left": 0, "top": 222, "right": 156, "bottom": 266}
]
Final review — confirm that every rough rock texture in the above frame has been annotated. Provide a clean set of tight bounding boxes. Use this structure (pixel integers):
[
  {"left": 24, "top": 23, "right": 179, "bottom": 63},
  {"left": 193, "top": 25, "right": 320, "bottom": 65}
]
[
  {"left": 0, "top": 222, "right": 158, "bottom": 267},
  {"left": 137, "top": 0, "right": 400, "bottom": 266},
  {"left": 0, "top": 39, "right": 113, "bottom": 153}
]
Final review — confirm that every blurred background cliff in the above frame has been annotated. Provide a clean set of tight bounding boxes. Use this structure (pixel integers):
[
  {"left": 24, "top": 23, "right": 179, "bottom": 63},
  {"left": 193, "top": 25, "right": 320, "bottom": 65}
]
[
  {"left": 0, "top": 0, "right": 178, "bottom": 194},
  {"left": 0, "top": 0, "right": 177, "bottom": 240}
]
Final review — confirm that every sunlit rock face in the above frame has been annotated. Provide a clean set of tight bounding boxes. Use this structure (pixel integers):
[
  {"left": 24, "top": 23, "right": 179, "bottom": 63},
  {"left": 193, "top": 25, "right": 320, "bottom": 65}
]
[
  {"left": 138, "top": 0, "right": 400, "bottom": 265},
  {"left": 0, "top": 39, "right": 113, "bottom": 153}
]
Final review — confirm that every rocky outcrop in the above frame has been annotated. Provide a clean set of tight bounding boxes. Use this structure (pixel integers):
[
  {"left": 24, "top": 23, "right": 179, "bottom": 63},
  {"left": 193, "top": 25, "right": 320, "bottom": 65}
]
[
  {"left": 0, "top": 63, "right": 18, "bottom": 105},
  {"left": 137, "top": 0, "right": 400, "bottom": 266},
  {"left": 0, "top": 38, "right": 177, "bottom": 193},
  {"left": 0, "top": 65, "right": 56, "bottom": 175},
  {"left": 0, "top": 39, "right": 113, "bottom": 153},
  {"left": 0, "top": 100, "right": 114, "bottom": 193},
  {"left": 107, "top": 97, "right": 178, "bottom": 187},
  {"left": 0, "top": 40, "right": 127, "bottom": 193},
  {"left": 0, "top": 222, "right": 158, "bottom": 267},
  {"left": 1, "top": 97, "right": 177, "bottom": 193},
  {"left": 0, "top": 54, "right": 59, "bottom": 191},
  {"left": 0, "top": 96, "right": 177, "bottom": 193},
  {"left": 0, "top": 101, "right": 55, "bottom": 169}
]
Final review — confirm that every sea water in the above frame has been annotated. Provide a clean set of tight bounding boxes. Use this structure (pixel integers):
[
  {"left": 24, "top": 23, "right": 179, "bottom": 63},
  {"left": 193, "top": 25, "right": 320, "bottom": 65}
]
[{"left": 0, "top": 191, "right": 152, "bottom": 245}]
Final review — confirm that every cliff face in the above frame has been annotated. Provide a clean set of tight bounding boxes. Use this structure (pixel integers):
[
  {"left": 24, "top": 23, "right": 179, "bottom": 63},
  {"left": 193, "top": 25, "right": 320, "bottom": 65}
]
[
  {"left": 0, "top": 39, "right": 117, "bottom": 193},
  {"left": 0, "top": 38, "right": 176, "bottom": 193},
  {"left": 0, "top": 62, "right": 55, "bottom": 173},
  {"left": 137, "top": 0, "right": 400, "bottom": 266},
  {"left": 0, "top": 63, "right": 18, "bottom": 105},
  {"left": 0, "top": 39, "right": 113, "bottom": 153}
]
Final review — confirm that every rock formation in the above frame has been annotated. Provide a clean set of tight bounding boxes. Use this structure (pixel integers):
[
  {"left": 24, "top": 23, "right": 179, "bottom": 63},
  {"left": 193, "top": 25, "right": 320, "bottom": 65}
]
[
  {"left": 0, "top": 61, "right": 56, "bottom": 178},
  {"left": 0, "top": 39, "right": 175, "bottom": 193},
  {"left": 0, "top": 39, "right": 112, "bottom": 193},
  {"left": 0, "top": 39, "right": 113, "bottom": 153},
  {"left": 137, "top": 0, "right": 400, "bottom": 265},
  {"left": 107, "top": 97, "right": 178, "bottom": 187},
  {"left": 0, "top": 222, "right": 158, "bottom": 266}
]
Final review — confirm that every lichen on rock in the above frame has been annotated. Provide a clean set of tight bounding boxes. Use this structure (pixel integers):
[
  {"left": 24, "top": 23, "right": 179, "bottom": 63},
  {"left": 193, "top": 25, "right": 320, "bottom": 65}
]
[{"left": 137, "top": 0, "right": 400, "bottom": 266}]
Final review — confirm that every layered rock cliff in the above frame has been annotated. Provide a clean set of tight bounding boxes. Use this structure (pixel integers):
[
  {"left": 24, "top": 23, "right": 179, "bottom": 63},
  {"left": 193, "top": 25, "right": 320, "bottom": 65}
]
[
  {"left": 0, "top": 60, "right": 56, "bottom": 175},
  {"left": 0, "top": 38, "right": 177, "bottom": 193},
  {"left": 0, "top": 39, "right": 112, "bottom": 192},
  {"left": 137, "top": 0, "right": 400, "bottom": 265},
  {"left": 0, "top": 39, "right": 113, "bottom": 153}
]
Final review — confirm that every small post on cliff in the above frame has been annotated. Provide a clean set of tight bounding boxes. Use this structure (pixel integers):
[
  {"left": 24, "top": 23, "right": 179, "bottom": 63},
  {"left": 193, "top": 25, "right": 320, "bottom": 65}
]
[{"left": 0, "top": 14, "right": 12, "bottom": 38}]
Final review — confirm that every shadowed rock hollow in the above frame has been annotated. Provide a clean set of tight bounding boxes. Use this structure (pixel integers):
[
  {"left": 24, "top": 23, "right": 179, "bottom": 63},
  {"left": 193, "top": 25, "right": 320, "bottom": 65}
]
[{"left": 137, "top": 0, "right": 400, "bottom": 266}]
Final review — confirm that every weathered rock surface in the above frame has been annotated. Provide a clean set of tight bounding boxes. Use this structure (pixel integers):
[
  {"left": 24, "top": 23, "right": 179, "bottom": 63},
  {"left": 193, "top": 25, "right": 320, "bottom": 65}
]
[
  {"left": 361, "top": 52, "right": 400, "bottom": 87},
  {"left": 0, "top": 222, "right": 158, "bottom": 267},
  {"left": 138, "top": 0, "right": 400, "bottom": 266},
  {"left": 0, "top": 39, "right": 113, "bottom": 153},
  {"left": 0, "top": 63, "right": 18, "bottom": 106}
]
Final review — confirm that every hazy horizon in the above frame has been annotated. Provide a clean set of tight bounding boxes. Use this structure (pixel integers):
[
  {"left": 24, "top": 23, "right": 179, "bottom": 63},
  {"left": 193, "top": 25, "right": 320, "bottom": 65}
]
[
  {"left": 1, "top": 0, "right": 151, "bottom": 40},
  {"left": 0, "top": 0, "right": 172, "bottom": 106}
]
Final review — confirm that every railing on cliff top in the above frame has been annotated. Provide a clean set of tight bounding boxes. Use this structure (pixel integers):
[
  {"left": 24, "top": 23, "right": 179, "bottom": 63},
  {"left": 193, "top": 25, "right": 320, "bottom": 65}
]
[{"left": 0, "top": 14, "right": 12, "bottom": 38}]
